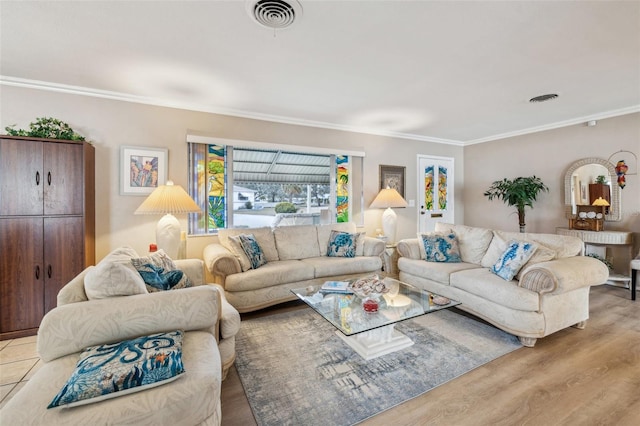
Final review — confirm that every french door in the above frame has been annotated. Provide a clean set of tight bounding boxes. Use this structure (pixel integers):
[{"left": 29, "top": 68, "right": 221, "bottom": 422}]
[{"left": 417, "top": 155, "right": 454, "bottom": 233}]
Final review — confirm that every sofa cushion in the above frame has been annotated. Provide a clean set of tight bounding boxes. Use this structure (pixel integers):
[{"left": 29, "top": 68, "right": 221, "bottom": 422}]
[
  {"left": 481, "top": 233, "right": 556, "bottom": 277},
  {"left": 434, "top": 223, "right": 494, "bottom": 265},
  {"left": 131, "top": 250, "right": 193, "bottom": 292},
  {"left": 326, "top": 230, "right": 358, "bottom": 257},
  {"left": 317, "top": 222, "right": 358, "bottom": 253},
  {"left": 237, "top": 234, "right": 268, "bottom": 269},
  {"left": 482, "top": 230, "right": 582, "bottom": 265},
  {"left": 274, "top": 225, "right": 321, "bottom": 260},
  {"left": 397, "top": 258, "right": 479, "bottom": 285},
  {"left": 218, "top": 227, "right": 279, "bottom": 262},
  {"left": 491, "top": 241, "right": 538, "bottom": 281},
  {"left": 224, "top": 260, "right": 315, "bottom": 292},
  {"left": 301, "top": 256, "right": 383, "bottom": 277},
  {"left": 450, "top": 268, "right": 540, "bottom": 312},
  {"left": 419, "top": 232, "right": 462, "bottom": 263},
  {"left": 84, "top": 247, "right": 148, "bottom": 300},
  {"left": 227, "top": 236, "right": 253, "bottom": 272},
  {"left": 48, "top": 330, "right": 185, "bottom": 408}
]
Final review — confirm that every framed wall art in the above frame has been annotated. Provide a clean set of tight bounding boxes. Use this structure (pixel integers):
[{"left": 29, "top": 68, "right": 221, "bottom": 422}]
[
  {"left": 120, "top": 146, "right": 168, "bottom": 195},
  {"left": 379, "top": 165, "right": 405, "bottom": 198}
]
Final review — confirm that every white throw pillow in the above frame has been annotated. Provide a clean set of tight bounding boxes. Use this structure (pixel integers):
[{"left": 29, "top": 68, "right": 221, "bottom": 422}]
[{"left": 84, "top": 246, "right": 147, "bottom": 300}]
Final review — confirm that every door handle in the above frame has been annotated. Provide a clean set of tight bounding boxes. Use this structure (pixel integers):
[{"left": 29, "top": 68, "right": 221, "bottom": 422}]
[
  {"left": 47, "top": 171, "right": 52, "bottom": 185},
  {"left": 35, "top": 265, "right": 40, "bottom": 280},
  {"left": 36, "top": 171, "right": 40, "bottom": 186},
  {"left": 47, "top": 264, "right": 52, "bottom": 279}
]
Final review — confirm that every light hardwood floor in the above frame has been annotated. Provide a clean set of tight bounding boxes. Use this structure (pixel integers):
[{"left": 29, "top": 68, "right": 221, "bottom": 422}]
[{"left": 221, "top": 284, "right": 640, "bottom": 426}]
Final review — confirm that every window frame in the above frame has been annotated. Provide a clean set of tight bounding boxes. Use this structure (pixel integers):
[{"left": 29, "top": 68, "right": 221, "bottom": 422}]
[{"left": 186, "top": 135, "right": 365, "bottom": 235}]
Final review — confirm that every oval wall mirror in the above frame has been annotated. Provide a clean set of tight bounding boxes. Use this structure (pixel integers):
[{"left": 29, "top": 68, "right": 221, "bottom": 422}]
[{"left": 564, "top": 157, "right": 621, "bottom": 221}]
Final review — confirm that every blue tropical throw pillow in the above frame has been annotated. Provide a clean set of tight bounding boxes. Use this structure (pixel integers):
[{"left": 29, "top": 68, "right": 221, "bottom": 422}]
[
  {"left": 492, "top": 240, "right": 538, "bottom": 281},
  {"left": 238, "top": 233, "right": 267, "bottom": 269},
  {"left": 327, "top": 230, "right": 356, "bottom": 258},
  {"left": 131, "top": 250, "right": 192, "bottom": 292},
  {"left": 420, "top": 233, "right": 461, "bottom": 263},
  {"left": 48, "top": 330, "right": 185, "bottom": 409}
]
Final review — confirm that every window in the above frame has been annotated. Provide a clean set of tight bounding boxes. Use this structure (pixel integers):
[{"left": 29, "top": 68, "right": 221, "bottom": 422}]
[{"left": 187, "top": 137, "right": 364, "bottom": 234}]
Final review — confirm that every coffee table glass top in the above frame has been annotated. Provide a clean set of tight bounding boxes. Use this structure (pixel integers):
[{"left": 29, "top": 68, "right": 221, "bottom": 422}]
[{"left": 291, "top": 278, "right": 460, "bottom": 336}]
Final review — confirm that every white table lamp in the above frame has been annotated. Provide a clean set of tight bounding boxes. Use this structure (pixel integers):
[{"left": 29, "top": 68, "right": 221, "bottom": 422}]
[
  {"left": 135, "top": 180, "right": 201, "bottom": 258},
  {"left": 370, "top": 187, "right": 408, "bottom": 244}
]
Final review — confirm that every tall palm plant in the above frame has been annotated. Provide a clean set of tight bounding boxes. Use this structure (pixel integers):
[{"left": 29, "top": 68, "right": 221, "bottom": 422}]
[{"left": 484, "top": 176, "right": 549, "bottom": 233}]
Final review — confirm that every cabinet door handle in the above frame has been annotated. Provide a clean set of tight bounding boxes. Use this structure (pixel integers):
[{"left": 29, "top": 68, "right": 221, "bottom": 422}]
[
  {"left": 47, "top": 171, "right": 52, "bottom": 185},
  {"left": 47, "top": 265, "right": 52, "bottom": 279},
  {"left": 35, "top": 265, "right": 40, "bottom": 280},
  {"left": 36, "top": 171, "right": 40, "bottom": 186}
]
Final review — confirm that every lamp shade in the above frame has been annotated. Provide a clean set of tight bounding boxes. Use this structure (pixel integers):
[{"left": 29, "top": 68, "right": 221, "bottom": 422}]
[
  {"left": 134, "top": 181, "right": 201, "bottom": 215},
  {"left": 135, "top": 181, "right": 201, "bottom": 259},
  {"left": 369, "top": 188, "right": 408, "bottom": 209},
  {"left": 592, "top": 197, "right": 610, "bottom": 207}
]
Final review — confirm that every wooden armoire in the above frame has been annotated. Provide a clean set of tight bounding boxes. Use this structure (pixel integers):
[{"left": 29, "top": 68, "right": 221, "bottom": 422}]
[{"left": 0, "top": 135, "right": 95, "bottom": 339}]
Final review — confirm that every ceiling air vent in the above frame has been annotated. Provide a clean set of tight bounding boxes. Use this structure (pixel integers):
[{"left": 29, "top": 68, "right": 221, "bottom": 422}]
[
  {"left": 247, "top": 0, "right": 302, "bottom": 29},
  {"left": 529, "top": 93, "right": 559, "bottom": 103}
]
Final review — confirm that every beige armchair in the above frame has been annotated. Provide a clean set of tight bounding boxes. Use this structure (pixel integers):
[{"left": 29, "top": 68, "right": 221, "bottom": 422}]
[{"left": 1, "top": 255, "right": 240, "bottom": 425}]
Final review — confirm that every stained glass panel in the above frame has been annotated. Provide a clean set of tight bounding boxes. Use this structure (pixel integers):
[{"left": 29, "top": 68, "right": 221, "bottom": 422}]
[
  {"left": 336, "top": 156, "right": 349, "bottom": 222},
  {"left": 424, "top": 165, "right": 434, "bottom": 211},
  {"left": 438, "top": 166, "right": 448, "bottom": 210}
]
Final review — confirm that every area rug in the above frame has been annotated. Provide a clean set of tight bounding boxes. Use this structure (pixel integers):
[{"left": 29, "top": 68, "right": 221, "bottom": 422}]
[{"left": 235, "top": 307, "right": 522, "bottom": 426}]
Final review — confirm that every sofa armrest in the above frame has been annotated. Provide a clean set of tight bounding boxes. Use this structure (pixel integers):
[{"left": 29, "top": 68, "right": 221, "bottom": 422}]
[
  {"left": 363, "top": 236, "right": 385, "bottom": 256},
  {"left": 209, "top": 283, "right": 241, "bottom": 339},
  {"left": 397, "top": 238, "right": 421, "bottom": 260},
  {"left": 203, "top": 244, "right": 242, "bottom": 285},
  {"left": 37, "top": 285, "right": 221, "bottom": 362},
  {"left": 174, "top": 258, "right": 206, "bottom": 286},
  {"left": 57, "top": 267, "right": 91, "bottom": 306},
  {"left": 519, "top": 256, "right": 609, "bottom": 295}
]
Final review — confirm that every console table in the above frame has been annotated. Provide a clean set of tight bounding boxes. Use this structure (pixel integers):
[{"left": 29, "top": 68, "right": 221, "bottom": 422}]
[{"left": 556, "top": 227, "right": 634, "bottom": 284}]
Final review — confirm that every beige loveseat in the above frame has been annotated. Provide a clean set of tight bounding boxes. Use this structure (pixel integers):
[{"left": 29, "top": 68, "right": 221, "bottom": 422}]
[
  {"left": 397, "top": 223, "right": 609, "bottom": 347},
  {"left": 0, "top": 253, "right": 240, "bottom": 426},
  {"left": 204, "top": 222, "right": 385, "bottom": 312}
]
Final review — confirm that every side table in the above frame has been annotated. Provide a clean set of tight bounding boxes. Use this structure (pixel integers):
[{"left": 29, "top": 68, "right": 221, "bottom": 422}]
[{"left": 382, "top": 244, "right": 399, "bottom": 279}]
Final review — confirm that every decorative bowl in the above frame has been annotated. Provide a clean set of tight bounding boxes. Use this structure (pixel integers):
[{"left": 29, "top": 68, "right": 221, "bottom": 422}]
[{"left": 349, "top": 275, "right": 389, "bottom": 299}]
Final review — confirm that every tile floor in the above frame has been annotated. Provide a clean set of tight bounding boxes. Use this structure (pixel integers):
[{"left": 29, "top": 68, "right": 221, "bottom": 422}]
[{"left": 0, "top": 335, "right": 42, "bottom": 409}]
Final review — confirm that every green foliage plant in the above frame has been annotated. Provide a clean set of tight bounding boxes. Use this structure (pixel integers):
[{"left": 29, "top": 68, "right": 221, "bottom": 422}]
[
  {"left": 595, "top": 175, "right": 607, "bottom": 184},
  {"left": 5, "top": 117, "right": 85, "bottom": 141},
  {"left": 275, "top": 202, "right": 297, "bottom": 213},
  {"left": 586, "top": 253, "right": 613, "bottom": 269},
  {"left": 484, "top": 176, "right": 549, "bottom": 233}
]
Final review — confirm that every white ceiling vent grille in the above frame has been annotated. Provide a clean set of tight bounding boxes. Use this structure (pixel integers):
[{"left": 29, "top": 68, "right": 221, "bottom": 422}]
[{"left": 247, "top": 0, "right": 302, "bottom": 29}]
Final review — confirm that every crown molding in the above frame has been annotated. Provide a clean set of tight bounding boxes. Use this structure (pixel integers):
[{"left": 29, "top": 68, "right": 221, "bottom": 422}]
[
  {"left": 3, "top": 76, "right": 636, "bottom": 147},
  {"left": 0, "top": 76, "right": 464, "bottom": 146},
  {"left": 464, "top": 105, "right": 640, "bottom": 146}
]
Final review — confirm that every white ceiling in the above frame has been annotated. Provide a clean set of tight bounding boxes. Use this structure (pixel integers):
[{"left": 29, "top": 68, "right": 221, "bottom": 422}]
[{"left": 1, "top": 0, "right": 639, "bottom": 145}]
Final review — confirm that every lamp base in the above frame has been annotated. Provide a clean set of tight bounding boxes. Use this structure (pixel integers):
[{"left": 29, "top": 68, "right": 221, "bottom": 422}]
[
  {"left": 381, "top": 207, "right": 397, "bottom": 244},
  {"left": 156, "top": 214, "right": 181, "bottom": 259}
]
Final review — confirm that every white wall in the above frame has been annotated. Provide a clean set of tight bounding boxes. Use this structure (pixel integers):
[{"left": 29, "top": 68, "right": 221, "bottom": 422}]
[
  {"left": 1, "top": 85, "right": 464, "bottom": 260},
  {"left": 463, "top": 112, "right": 640, "bottom": 271}
]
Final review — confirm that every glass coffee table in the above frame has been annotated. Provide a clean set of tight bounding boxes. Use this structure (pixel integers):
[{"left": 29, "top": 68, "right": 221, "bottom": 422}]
[{"left": 291, "top": 277, "right": 460, "bottom": 360}]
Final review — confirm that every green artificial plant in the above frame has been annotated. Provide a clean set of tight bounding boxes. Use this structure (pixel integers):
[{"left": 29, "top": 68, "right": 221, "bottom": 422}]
[
  {"left": 5, "top": 117, "right": 85, "bottom": 141},
  {"left": 484, "top": 176, "right": 549, "bottom": 233}
]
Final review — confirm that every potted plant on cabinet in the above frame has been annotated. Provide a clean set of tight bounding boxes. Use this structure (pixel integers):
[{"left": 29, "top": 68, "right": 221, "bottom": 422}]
[{"left": 484, "top": 176, "right": 549, "bottom": 233}]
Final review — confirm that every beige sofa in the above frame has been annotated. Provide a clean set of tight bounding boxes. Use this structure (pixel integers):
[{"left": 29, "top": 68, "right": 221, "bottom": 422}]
[
  {"left": 397, "top": 223, "right": 609, "bottom": 347},
  {"left": 0, "top": 256, "right": 240, "bottom": 426},
  {"left": 204, "top": 222, "right": 385, "bottom": 312}
]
